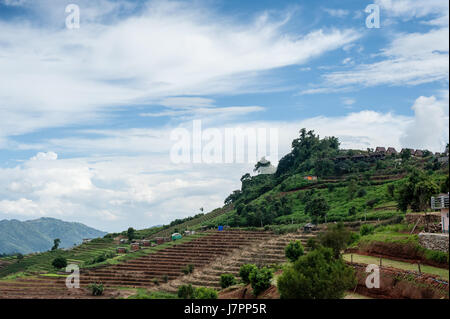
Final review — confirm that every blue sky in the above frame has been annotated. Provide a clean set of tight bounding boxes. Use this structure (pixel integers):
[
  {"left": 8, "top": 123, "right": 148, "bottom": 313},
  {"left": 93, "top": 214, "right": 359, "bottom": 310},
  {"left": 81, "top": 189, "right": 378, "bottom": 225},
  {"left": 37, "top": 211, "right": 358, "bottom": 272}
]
[{"left": 0, "top": 0, "right": 448, "bottom": 232}]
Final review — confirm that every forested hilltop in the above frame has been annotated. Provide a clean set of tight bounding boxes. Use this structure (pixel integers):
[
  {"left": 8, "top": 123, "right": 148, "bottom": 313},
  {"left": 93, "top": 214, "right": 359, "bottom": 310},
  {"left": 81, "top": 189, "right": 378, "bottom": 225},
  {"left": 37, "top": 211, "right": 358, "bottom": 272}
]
[{"left": 203, "top": 129, "right": 449, "bottom": 230}]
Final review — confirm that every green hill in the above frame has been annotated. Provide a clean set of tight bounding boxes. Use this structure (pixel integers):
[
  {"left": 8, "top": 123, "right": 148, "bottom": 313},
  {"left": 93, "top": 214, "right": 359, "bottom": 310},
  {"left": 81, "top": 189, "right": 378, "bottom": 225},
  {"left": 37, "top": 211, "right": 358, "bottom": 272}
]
[{"left": 0, "top": 217, "right": 106, "bottom": 255}]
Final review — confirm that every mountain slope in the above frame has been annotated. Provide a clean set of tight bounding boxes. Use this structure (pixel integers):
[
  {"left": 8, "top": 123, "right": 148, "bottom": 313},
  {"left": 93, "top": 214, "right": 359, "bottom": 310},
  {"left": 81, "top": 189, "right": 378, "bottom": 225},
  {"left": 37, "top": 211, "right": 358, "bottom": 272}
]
[{"left": 0, "top": 217, "right": 106, "bottom": 254}]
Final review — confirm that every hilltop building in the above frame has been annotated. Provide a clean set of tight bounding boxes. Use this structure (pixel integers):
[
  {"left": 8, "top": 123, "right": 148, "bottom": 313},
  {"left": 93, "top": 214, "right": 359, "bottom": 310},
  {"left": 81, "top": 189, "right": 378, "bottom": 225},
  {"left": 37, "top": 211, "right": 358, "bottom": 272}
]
[{"left": 255, "top": 157, "right": 276, "bottom": 175}]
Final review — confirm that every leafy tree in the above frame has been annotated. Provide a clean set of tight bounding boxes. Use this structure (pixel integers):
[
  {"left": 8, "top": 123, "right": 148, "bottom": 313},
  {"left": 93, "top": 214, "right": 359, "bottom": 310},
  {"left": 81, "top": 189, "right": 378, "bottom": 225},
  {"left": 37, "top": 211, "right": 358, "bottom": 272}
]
[
  {"left": 387, "top": 184, "right": 395, "bottom": 198},
  {"left": 277, "top": 246, "right": 356, "bottom": 299},
  {"left": 51, "top": 238, "right": 61, "bottom": 251},
  {"left": 194, "top": 287, "right": 218, "bottom": 299},
  {"left": 306, "top": 237, "right": 319, "bottom": 250},
  {"left": 285, "top": 241, "right": 305, "bottom": 262},
  {"left": 441, "top": 175, "right": 449, "bottom": 193},
  {"left": 304, "top": 195, "right": 330, "bottom": 223},
  {"left": 249, "top": 267, "right": 273, "bottom": 296},
  {"left": 348, "top": 206, "right": 357, "bottom": 216},
  {"left": 16, "top": 253, "right": 24, "bottom": 263},
  {"left": 178, "top": 284, "right": 195, "bottom": 299},
  {"left": 347, "top": 179, "right": 358, "bottom": 199},
  {"left": 400, "top": 149, "right": 411, "bottom": 161},
  {"left": 397, "top": 169, "right": 439, "bottom": 212},
  {"left": 318, "top": 223, "right": 352, "bottom": 258},
  {"left": 127, "top": 227, "right": 135, "bottom": 241},
  {"left": 239, "top": 264, "right": 258, "bottom": 284},
  {"left": 52, "top": 257, "right": 67, "bottom": 269},
  {"left": 360, "top": 224, "right": 375, "bottom": 236},
  {"left": 220, "top": 274, "right": 236, "bottom": 289},
  {"left": 88, "top": 283, "right": 104, "bottom": 296}
]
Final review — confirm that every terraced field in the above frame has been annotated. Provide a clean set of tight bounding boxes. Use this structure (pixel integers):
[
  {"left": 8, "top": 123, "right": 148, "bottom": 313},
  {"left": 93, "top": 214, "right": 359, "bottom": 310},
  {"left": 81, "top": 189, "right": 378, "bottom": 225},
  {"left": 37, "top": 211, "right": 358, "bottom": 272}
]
[
  {"left": 159, "top": 228, "right": 320, "bottom": 291},
  {"left": 0, "top": 229, "right": 281, "bottom": 298}
]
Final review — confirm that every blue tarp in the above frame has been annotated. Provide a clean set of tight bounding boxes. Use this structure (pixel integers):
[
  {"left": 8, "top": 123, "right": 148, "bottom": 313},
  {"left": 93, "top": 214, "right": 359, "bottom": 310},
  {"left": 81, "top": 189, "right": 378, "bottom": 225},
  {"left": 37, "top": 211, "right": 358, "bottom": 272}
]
[{"left": 218, "top": 226, "right": 223, "bottom": 231}]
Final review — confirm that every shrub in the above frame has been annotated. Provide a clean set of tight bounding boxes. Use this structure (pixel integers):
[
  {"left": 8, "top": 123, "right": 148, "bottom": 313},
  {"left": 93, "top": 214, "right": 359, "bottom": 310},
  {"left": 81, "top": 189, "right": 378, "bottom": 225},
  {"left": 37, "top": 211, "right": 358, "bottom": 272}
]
[
  {"left": 239, "top": 264, "right": 258, "bottom": 284},
  {"left": 424, "top": 250, "right": 449, "bottom": 264},
  {"left": 357, "top": 188, "right": 367, "bottom": 198},
  {"left": 249, "top": 267, "right": 273, "bottom": 296},
  {"left": 220, "top": 274, "right": 236, "bottom": 289},
  {"left": 348, "top": 206, "right": 357, "bottom": 216},
  {"left": 277, "top": 247, "right": 356, "bottom": 299},
  {"left": 182, "top": 264, "right": 195, "bottom": 275},
  {"left": 88, "top": 283, "right": 104, "bottom": 296},
  {"left": 360, "top": 224, "right": 375, "bottom": 236},
  {"left": 306, "top": 237, "right": 319, "bottom": 250},
  {"left": 178, "top": 284, "right": 195, "bottom": 299},
  {"left": 318, "top": 223, "right": 352, "bottom": 258},
  {"left": 194, "top": 287, "right": 218, "bottom": 299},
  {"left": 51, "top": 257, "right": 67, "bottom": 269},
  {"left": 152, "top": 278, "right": 159, "bottom": 286},
  {"left": 285, "top": 241, "right": 305, "bottom": 262},
  {"left": 162, "top": 275, "right": 169, "bottom": 283}
]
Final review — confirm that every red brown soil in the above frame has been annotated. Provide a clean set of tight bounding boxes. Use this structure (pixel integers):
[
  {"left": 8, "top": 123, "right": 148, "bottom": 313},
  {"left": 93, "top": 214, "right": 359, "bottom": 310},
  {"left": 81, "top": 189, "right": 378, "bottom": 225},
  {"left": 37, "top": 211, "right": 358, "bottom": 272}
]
[
  {"left": 0, "top": 230, "right": 276, "bottom": 299},
  {"left": 351, "top": 262, "right": 449, "bottom": 299},
  {"left": 218, "top": 284, "right": 280, "bottom": 299},
  {"left": 350, "top": 241, "right": 449, "bottom": 269}
]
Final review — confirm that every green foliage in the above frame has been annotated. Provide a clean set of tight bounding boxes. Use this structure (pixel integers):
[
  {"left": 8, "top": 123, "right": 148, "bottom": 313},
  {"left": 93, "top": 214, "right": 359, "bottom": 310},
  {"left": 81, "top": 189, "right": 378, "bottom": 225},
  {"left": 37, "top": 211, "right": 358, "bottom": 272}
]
[
  {"left": 220, "top": 273, "right": 237, "bottom": 289},
  {"left": 162, "top": 274, "right": 169, "bottom": 283},
  {"left": 239, "top": 264, "right": 258, "bottom": 284},
  {"left": 348, "top": 206, "right": 357, "bottom": 215},
  {"left": 306, "top": 237, "right": 319, "bottom": 250},
  {"left": 305, "top": 195, "right": 330, "bottom": 223},
  {"left": 182, "top": 264, "right": 195, "bottom": 275},
  {"left": 318, "top": 223, "right": 352, "bottom": 258},
  {"left": 194, "top": 287, "right": 218, "bottom": 299},
  {"left": 178, "top": 284, "right": 195, "bottom": 299},
  {"left": 127, "top": 227, "right": 135, "bottom": 241},
  {"left": 249, "top": 267, "right": 274, "bottom": 296},
  {"left": 51, "top": 256, "right": 67, "bottom": 269},
  {"left": 360, "top": 224, "right": 375, "bottom": 236},
  {"left": 285, "top": 241, "right": 305, "bottom": 262},
  {"left": 424, "top": 250, "right": 449, "bottom": 264},
  {"left": 397, "top": 169, "right": 439, "bottom": 212},
  {"left": 277, "top": 247, "right": 356, "bottom": 299},
  {"left": 16, "top": 253, "right": 24, "bottom": 262},
  {"left": 88, "top": 283, "right": 104, "bottom": 296},
  {"left": 51, "top": 238, "right": 60, "bottom": 251}
]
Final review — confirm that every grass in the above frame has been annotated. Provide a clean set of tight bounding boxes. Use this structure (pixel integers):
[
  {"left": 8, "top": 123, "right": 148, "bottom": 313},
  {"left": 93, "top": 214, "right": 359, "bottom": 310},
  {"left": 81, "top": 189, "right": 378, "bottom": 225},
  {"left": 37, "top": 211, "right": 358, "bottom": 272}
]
[
  {"left": 127, "top": 288, "right": 179, "bottom": 299},
  {"left": 343, "top": 253, "right": 449, "bottom": 280}
]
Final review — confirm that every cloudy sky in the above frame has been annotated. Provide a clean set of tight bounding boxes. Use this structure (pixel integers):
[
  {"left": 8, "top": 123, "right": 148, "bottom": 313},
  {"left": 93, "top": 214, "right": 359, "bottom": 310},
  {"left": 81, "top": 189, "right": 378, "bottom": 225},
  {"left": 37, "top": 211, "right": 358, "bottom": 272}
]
[{"left": 0, "top": 0, "right": 448, "bottom": 232}]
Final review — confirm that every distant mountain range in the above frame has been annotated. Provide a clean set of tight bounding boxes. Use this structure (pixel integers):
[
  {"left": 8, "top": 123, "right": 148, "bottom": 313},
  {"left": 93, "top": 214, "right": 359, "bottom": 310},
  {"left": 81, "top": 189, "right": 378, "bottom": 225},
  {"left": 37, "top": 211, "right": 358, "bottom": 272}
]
[{"left": 0, "top": 217, "right": 107, "bottom": 255}]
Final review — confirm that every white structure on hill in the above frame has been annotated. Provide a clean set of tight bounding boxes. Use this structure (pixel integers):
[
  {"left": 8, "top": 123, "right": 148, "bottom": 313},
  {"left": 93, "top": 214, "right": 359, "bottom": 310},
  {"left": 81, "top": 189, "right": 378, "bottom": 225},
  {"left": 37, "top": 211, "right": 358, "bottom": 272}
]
[{"left": 255, "top": 157, "right": 276, "bottom": 175}]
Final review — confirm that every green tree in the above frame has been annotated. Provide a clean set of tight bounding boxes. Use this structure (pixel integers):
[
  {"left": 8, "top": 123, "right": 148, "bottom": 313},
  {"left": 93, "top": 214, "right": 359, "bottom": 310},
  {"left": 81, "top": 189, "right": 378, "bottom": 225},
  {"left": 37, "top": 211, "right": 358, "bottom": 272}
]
[
  {"left": 285, "top": 241, "right": 305, "bottom": 262},
  {"left": 178, "top": 284, "right": 195, "bottom": 299},
  {"left": 194, "top": 287, "right": 218, "bottom": 299},
  {"left": 318, "top": 223, "right": 352, "bottom": 258},
  {"left": 239, "top": 264, "right": 258, "bottom": 284},
  {"left": 277, "top": 246, "right": 356, "bottom": 299},
  {"left": 220, "top": 274, "right": 236, "bottom": 289},
  {"left": 52, "top": 257, "right": 67, "bottom": 269},
  {"left": 397, "top": 169, "right": 439, "bottom": 212},
  {"left": 127, "top": 227, "right": 135, "bottom": 241},
  {"left": 51, "top": 238, "right": 61, "bottom": 251},
  {"left": 249, "top": 267, "right": 273, "bottom": 296},
  {"left": 304, "top": 195, "right": 330, "bottom": 223},
  {"left": 400, "top": 149, "right": 411, "bottom": 161},
  {"left": 16, "top": 253, "right": 24, "bottom": 263}
]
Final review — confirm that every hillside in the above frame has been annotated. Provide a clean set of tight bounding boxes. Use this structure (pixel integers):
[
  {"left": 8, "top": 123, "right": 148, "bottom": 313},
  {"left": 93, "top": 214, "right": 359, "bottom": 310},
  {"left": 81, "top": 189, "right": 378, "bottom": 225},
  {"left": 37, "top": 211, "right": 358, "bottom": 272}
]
[{"left": 0, "top": 217, "right": 106, "bottom": 255}]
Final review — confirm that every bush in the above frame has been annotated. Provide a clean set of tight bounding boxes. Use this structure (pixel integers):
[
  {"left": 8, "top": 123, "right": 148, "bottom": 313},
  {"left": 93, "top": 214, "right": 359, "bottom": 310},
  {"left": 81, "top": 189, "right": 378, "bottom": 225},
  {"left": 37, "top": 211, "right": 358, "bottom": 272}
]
[
  {"left": 178, "top": 284, "right": 195, "bottom": 299},
  {"left": 306, "top": 237, "right": 319, "bottom": 250},
  {"left": 357, "top": 188, "right": 367, "bottom": 198},
  {"left": 285, "top": 241, "right": 305, "bottom": 262},
  {"left": 277, "top": 247, "right": 356, "bottom": 299},
  {"left": 182, "top": 264, "right": 195, "bottom": 275},
  {"left": 360, "top": 224, "right": 375, "bottom": 236},
  {"left": 348, "top": 206, "right": 357, "bottom": 216},
  {"left": 194, "top": 287, "right": 218, "bottom": 299},
  {"left": 318, "top": 223, "right": 352, "bottom": 258},
  {"left": 152, "top": 278, "right": 159, "bottom": 286},
  {"left": 239, "top": 264, "right": 258, "bottom": 284},
  {"left": 424, "top": 250, "right": 449, "bottom": 264},
  {"left": 220, "top": 274, "right": 236, "bottom": 289},
  {"left": 51, "top": 257, "right": 67, "bottom": 269},
  {"left": 88, "top": 283, "right": 104, "bottom": 296},
  {"left": 249, "top": 267, "right": 273, "bottom": 296},
  {"left": 162, "top": 275, "right": 169, "bottom": 283}
]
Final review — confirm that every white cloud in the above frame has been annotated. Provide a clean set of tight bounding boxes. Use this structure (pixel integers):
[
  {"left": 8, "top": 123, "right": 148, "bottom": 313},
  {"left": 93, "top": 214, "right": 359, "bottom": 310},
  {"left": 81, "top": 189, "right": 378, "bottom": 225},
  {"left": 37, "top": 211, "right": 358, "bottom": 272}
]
[
  {"left": 301, "top": 28, "right": 449, "bottom": 93},
  {"left": 323, "top": 8, "right": 349, "bottom": 18},
  {"left": 400, "top": 92, "right": 449, "bottom": 151},
  {"left": 30, "top": 151, "right": 58, "bottom": 161},
  {"left": 0, "top": 0, "right": 359, "bottom": 142}
]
